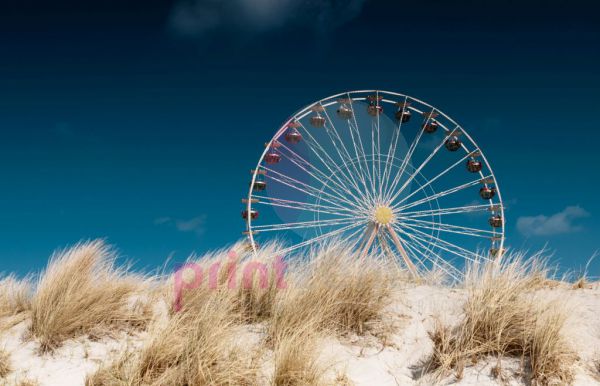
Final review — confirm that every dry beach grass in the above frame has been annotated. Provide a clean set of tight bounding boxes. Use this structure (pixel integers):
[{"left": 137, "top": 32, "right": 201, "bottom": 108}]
[
  {"left": 0, "top": 347, "right": 11, "bottom": 378},
  {"left": 267, "top": 243, "right": 399, "bottom": 351},
  {"left": 0, "top": 275, "right": 32, "bottom": 319},
  {"left": 424, "top": 253, "right": 577, "bottom": 385},
  {"left": 87, "top": 241, "right": 397, "bottom": 385},
  {"left": 0, "top": 240, "right": 597, "bottom": 385},
  {"left": 29, "top": 241, "right": 152, "bottom": 352}
]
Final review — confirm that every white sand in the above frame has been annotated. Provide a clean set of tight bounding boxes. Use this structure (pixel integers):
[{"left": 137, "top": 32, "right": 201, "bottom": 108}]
[{"left": 1, "top": 284, "right": 599, "bottom": 385}]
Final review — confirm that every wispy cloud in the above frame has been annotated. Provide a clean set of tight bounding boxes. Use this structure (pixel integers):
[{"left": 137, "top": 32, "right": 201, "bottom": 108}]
[
  {"left": 154, "top": 215, "right": 207, "bottom": 237},
  {"left": 516, "top": 205, "right": 590, "bottom": 237},
  {"left": 167, "top": 0, "right": 367, "bottom": 38}
]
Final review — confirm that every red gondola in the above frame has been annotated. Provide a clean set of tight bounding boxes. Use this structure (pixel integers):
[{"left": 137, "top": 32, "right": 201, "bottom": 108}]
[
  {"left": 395, "top": 109, "right": 411, "bottom": 123},
  {"left": 242, "top": 209, "right": 259, "bottom": 220},
  {"left": 265, "top": 151, "right": 281, "bottom": 164},
  {"left": 467, "top": 159, "right": 482, "bottom": 173},
  {"left": 337, "top": 105, "right": 353, "bottom": 119},
  {"left": 479, "top": 186, "right": 496, "bottom": 200},
  {"left": 251, "top": 180, "right": 266, "bottom": 191},
  {"left": 284, "top": 128, "right": 302, "bottom": 144},
  {"left": 489, "top": 215, "right": 503, "bottom": 228},
  {"left": 423, "top": 120, "right": 439, "bottom": 133},
  {"left": 310, "top": 115, "right": 326, "bottom": 127},
  {"left": 445, "top": 136, "right": 462, "bottom": 151}
]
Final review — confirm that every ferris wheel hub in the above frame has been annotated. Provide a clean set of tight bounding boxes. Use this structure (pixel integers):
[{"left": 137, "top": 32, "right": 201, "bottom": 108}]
[{"left": 373, "top": 205, "right": 395, "bottom": 225}]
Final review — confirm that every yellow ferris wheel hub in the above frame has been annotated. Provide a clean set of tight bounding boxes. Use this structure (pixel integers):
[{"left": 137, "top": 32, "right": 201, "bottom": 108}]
[{"left": 373, "top": 205, "right": 394, "bottom": 225}]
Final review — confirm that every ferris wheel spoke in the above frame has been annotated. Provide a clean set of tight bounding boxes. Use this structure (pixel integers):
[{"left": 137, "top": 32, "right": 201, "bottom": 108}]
[
  {"left": 394, "top": 175, "right": 492, "bottom": 212},
  {"left": 321, "top": 120, "right": 364, "bottom": 196},
  {"left": 264, "top": 174, "right": 362, "bottom": 217},
  {"left": 254, "top": 196, "right": 359, "bottom": 217},
  {"left": 320, "top": 106, "right": 375, "bottom": 206},
  {"left": 381, "top": 125, "right": 402, "bottom": 192},
  {"left": 276, "top": 220, "right": 368, "bottom": 256},
  {"left": 263, "top": 171, "right": 351, "bottom": 212},
  {"left": 381, "top": 96, "right": 408, "bottom": 201},
  {"left": 399, "top": 217, "right": 497, "bottom": 238},
  {"left": 252, "top": 217, "right": 359, "bottom": 232},
  {"left": 277, "top": 142, "right": 371, "bottom": 212},
  {"left": 393, "top": 150, "right": 475, "bottom": 207},
  {"left": 298, "top": 133, "right": 362, "bottom": 197},
  {"left": 346, "top": 95, "right": 376, "bottom": 196},
  {"left": 398, "top": 229, "right": 462, "bottom": 281},
  {"left": 339, "top": 224, "right": 368, "bottom": 251},
  {"left": 375, "top": 94, "right": 383, "bottom": 200},
  {"left": 397, "top": 234, "right": 441, "bottom": 276},
  {"left": 376, "top": 230, "right": 392, "bottom": 258},
  {"left": 297, "top": 121, "right": 364, "bottom": 197},
  {"left": 346, "top": 121, "right": 377, "bottom": 204},
  {"left": 383, "top": 111, "right": 435, "bottom": 204},
  {"left": 392, "top": 225, "right": 462, "bottom": 282},
  {"left": 344, "top": 117, "right": 375, "bottom": 203},
  {"left": 395, "top": 225, "right": 471, "bottom": 275},
  {"left": 397, "top": 204, "right": 492, "bottom": 219},
  {"left": 386, "top": 129, "right": 459, "bottom": 205},
  {"left": 263, "top": 166, "right": 362, "bottom": 213},
  {"left": 371, "top": 118, "right": 379, "bottom": 201},
  {"left": 399, "top": 222, "right": 482, "bottom": 263}
]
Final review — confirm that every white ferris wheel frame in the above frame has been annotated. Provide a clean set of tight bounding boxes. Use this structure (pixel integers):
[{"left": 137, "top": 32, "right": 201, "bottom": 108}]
[{"left": 245, "top": 89, "right": 506, "bottom": 275}]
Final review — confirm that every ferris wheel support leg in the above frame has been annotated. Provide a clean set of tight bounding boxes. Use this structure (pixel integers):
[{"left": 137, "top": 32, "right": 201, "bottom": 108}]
[
  {"left": 359, "top": 224, "right": 379, "bottom": 259},
  {"left": 386, "top": 225, "right": 419, "bottom": 279}
]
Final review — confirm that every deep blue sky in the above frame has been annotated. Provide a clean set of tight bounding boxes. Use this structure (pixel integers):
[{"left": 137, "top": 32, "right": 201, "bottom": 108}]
[{"left": 0, "top": 0, "right": 599, "bottom": 276}]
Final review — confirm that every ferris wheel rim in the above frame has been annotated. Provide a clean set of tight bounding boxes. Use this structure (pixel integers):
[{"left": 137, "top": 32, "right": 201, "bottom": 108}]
[{"left": 245, "top": 89, "right": 505, "bottom": 268}]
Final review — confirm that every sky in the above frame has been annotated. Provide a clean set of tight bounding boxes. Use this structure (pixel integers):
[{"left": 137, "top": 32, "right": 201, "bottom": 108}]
[{"left": 0, "top": 0, "right": 599, "bottom": 276}]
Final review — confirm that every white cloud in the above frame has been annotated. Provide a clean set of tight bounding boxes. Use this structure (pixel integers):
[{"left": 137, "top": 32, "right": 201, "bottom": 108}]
[
  {"left": 153, "top": 216, "right": 172, "bottom": 225},
  {"left": 175, "top": 216, "right": 207, "bottom": 235},
  {"left": 516, "top": 206, "right": 590, "bottom": 237},
  {"left": 168, "top": 0, "right": 367, "bottom": 38},
  {"left": 154, "top": 215, "right": 207, "bottom": 236}
]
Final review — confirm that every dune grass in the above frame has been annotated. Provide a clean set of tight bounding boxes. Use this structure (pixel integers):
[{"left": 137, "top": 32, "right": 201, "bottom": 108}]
[
  {"left": 87, "top": 285, "right": 258, "bottom": 385},
  {"left": 425, "top": 252, "right": 577, "bottom": 385},
  {"left": 0, "top": 275, "right": 33, "bottom": 331},
  {"left": 16, "top": 380, "right": 40, "bottom": 386},
  {"left": 29, "top": 240, "right": 151, "bottom": 351},
  {"left": 268, "top": 243, "right": 398, "bottom": 344},
  {"left": 232, "top": 243, "right": 287, "bottom": 324},
  {"left": 0, "top": 275, "right": 32, "bottom": 318},
  {"left": 87, "top": 244, "right": 268, "bottom": 386},
  {"left": 86, "top": 240, "right": 396, "bottom": 385},
  {"left": 171, "top": 242, "right": 285, "bottom": 323},
  {"left": 272, "top": 326, "right": 325, "bottom": 386},
  {"left": 4, "top": 240, "right": 591, "bottom": 385},
  {"left": 0, "top": 348, "right": 11, "bottom": 378}
]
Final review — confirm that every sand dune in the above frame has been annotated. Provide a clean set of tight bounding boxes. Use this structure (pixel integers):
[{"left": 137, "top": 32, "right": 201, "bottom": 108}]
[{"left": 0, "top": 240, "right": 598, "bottom": 385}]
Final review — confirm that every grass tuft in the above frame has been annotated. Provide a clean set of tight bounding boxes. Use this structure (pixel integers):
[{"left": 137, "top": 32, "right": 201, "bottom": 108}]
[
  {"left": 87, "top": 286, "right": 256, "bottom": 385},
  {"left": 272, "top": 326, "right": 325, "bottom": 386},
  {"left": 0, "top": 275, "right": 32, "bottom": 318},
  {"left": 269, "top": 242, "right": 398, "bottom": 343},
  {"left": 15, "top": 379, "right": 40, "bottom": 386},
  {"left": 0, "top": 348, "right": 11, "bottom": 378},
  {"left": 29, "top": 240, "right": 151, "bottom": 351},
  {"left": 425, "top": 252, "right": 577, "bottom": 385}
]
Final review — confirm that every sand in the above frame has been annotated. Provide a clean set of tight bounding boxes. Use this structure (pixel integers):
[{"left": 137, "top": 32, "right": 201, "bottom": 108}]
[{"left": 1, "top": 283, "right": 599, "bottom": 385}]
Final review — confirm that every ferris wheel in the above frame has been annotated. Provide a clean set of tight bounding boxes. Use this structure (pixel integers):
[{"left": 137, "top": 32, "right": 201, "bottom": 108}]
[{"left": 242, "top": 90, "right": 505, "bottom": 280}]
